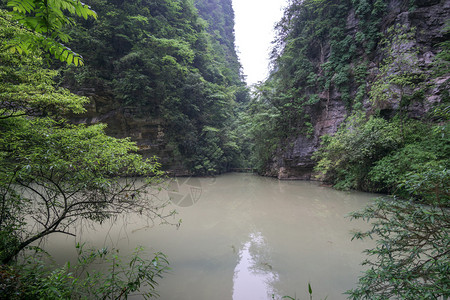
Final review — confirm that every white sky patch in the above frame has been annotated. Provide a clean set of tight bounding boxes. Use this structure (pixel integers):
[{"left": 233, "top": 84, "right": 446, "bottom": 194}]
[{"left": 232, "top": 0, "right": 287, "bottom": 86}]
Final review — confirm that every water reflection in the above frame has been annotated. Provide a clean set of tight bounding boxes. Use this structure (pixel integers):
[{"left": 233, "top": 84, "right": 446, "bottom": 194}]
[
  {"left": 44, "top": 173, "right": 377, "bottom": 300},
  {"left": 233, "top": 232, "right": 279, "bottom": 300}
]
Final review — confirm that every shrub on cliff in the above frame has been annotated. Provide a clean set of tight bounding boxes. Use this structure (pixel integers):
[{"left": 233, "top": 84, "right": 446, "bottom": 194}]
[
  {"left": 315, "top": 110, "right": 449, "bottom": 299},
  {"left": 313, "top": 114, "right": 403, "bottom": 191}
]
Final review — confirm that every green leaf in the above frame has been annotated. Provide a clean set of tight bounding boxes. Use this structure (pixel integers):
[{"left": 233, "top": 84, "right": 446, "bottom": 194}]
[
  {"left": 6, "top": 0, "right": 96, "bottom": 65},
  {"left": 67, "top": 53, "right": 73, "bottom": 65}
]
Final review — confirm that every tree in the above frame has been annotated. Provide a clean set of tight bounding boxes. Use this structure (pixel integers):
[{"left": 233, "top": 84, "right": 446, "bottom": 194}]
[
  {"left": 1, "top": 245, "right": 170, "bottom": 299},
  {"left": 0, "top": 9, "right": 174, "bottom": 265},
  {"left": 53, "top": 0, "right": 245, "bottom": 175},
  {"left": 5, "top": 0, "right": 97, "bottom": 65},
  {"left": 0, "top": 118, "right": 173, "bottom": 264},
  {"left": 313, "top": 114, "right": 403, "bottom": 191},
  {"left": 0, "top": 12, "right": 87, "bottom": 119},
  {"left": 347, "top": 197, "right": 449, "bottom": 299}
]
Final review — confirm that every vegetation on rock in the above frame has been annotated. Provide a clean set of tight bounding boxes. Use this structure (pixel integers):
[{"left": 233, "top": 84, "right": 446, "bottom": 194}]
[
  {"left": 0, "top": 0, "right": 449, "bottom": 298},
  {"left": 241, "top": 0, "right": 449, "bottom": 298},
  {"left": 59, "top": 0, "right": 248, "bottom": 175}
]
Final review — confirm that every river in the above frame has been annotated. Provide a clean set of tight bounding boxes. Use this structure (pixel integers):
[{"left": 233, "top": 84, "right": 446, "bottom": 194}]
[{"left": 46, "top": 173, "right": 377, "bottom": 300}]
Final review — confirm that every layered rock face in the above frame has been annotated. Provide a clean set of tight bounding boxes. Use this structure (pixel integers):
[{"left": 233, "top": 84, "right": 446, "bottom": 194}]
[
  {"left": 72, "top": 86, "right": 189, "bottom": 175},
  {"left": 266, "top": 0, "right": 449, "bottom": 180}
]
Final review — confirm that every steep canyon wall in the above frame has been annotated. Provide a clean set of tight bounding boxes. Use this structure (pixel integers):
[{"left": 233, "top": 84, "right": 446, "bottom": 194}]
[
  {"left": 266, "top": 0, "right": 449, "bottom": 179},
  {"left": 64, "top": 0, "right": 243, "bottom": 176}
]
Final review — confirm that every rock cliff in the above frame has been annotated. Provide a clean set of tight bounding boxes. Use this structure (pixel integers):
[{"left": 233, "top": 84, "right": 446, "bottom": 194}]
[{"left": 265, "top": 0, "right": 449, "bottom": 179}]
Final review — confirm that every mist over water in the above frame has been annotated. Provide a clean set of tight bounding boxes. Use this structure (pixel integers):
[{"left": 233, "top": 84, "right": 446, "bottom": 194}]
[{"left": 46, "top": 173, "right": 377, "bottom": 300}]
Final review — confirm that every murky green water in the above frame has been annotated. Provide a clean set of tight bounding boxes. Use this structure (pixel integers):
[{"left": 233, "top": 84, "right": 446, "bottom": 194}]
[{"left": 46, "top": 173, "right": 377, "bottom": 300}]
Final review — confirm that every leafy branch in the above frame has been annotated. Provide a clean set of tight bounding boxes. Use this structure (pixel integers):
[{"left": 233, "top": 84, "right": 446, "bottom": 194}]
[
  {"left": 5, "top": 0, "right": 97, "bottom": 65},
  {"left": 347, "top": 198, "right": 450, "bottom": 299}
]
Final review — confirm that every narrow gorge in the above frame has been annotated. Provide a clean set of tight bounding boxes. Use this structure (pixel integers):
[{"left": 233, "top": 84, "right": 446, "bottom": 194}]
[
  {"left": 61, "top": 0, "right": 449, "bottom": 184},
  {"left": 1, "top": 0, "right": 448, "bottom": 298}
]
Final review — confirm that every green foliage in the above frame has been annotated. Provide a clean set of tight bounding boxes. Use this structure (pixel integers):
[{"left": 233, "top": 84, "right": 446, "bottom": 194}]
[
  {"left": 0, "top": 10, "right": 173, "bottom": 298},
  {"left": 194, "top": 0, "right": 242, "bottom": 85},
  {"left": 270, "top": 0, "right": 385, "bottom": 111},
  {"left": 239, "top": 83, "right": 284, "bottom": 172},
  {"left": 347, "top": 198, "right": 450, "bottom": 299},
  {"left": 5, "top": 0, "right": 97, "bottom": 65},
  {"left": 369, "top": 25, "right": 426, "bottom": 108},
  {"left": 369, "top": 125, "right": 449, "bottom": 200},
  {"left": 0, "top": 10, "right": 173, "bottom": 267},
  {"left": 0, "top": 111, "right": 171, "bottom": 264},
  {"left": 432, "top": 21, "right": 450, "bottom": 77},
  {"left": 0, "top": 245, "right": 169, "bottom": 299},
  {"left": 314, "top": 106, "right": 449, "bottom": 201},
  {"left": 314, "top": 114, "right": 403, "bottom": 190},
  {"left": 243, "top": 0, "right": 388, "bottom": 168},
  {"left": 0, "top": 10, "right": 88, "bottom": 118},
  {"left": 307, "top": 12, "right": 450, "bottom": 298},
  {"left": 59, "top": 0, "right": 246, "bottom": 174},
  {"left": 313, "top": 78, "right": 449, "bottom": 297}
]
